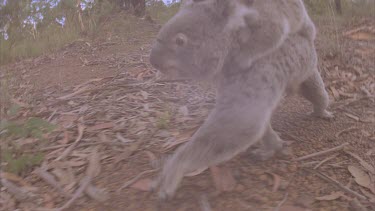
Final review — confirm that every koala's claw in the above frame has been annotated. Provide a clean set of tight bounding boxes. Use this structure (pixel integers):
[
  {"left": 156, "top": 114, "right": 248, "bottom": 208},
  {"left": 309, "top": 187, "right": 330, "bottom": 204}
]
[
  {"left": 158, "top": 190, "right": 169, "bottom": 201},
  {"left": 157, "top": 181, "right": 177, "bottom": 200},
  {"left": 250, "top": 149, "right": 277, "bottom": 161}
]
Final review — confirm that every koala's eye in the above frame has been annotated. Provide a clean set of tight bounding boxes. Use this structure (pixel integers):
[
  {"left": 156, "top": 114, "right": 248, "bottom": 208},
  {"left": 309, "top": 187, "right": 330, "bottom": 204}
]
[{"left": 175, "top": 33, "right": 188, "bottom": 47}]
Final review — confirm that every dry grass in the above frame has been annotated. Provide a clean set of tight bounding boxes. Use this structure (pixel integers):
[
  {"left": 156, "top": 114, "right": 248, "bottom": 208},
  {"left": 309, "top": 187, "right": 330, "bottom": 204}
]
[{"left": 307, "top": 0, "right": 375, "bottom": 57}]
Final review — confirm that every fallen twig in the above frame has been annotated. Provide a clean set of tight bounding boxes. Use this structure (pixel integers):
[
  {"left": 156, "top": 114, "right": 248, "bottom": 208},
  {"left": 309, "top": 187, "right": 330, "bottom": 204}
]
[
  {"left": 274, "top": 193, "right": 288, "bottom": 211},
  {"left": 47, "top": 110, "right": 58, "bottom": 122},
  {"left": 26, "top": 141, "right": 127, "bottom": 153},
  {"left": 73, "top": 77, "right": 110, "bottom": 91},
  {"left": 1, "top": 178, "right": 32, "bottom": 201},
  {"left": 117, "top": 169, "right": 157, "bottom": 192},
  {"left": 57, "top": 86, "right": 92, "bottom": 100},
  {"left": 314, "top": 154, "right": 339, "bottom": 169},
  {"left": 344, "top": 113, "right": 360, "bottom": 121},
  {"left": 294, "top": 143, "right": 349, "bottom": 161},
  {"left": 155, "top": 79, "right": 191, "bottom": 83},
  {"left": 265, "top": 172, "right": 282, "bottom": 192},
  {"left": 335, "top": 127, "right": 358, "bottom": 138},
  {"left": 304, "top": 168, "right": 366, "bottom": 200},
  {"left": 55, "top": 124, "right": 85, "bottom": 161},
  {"left": 116, "top": 133, "right": 136, "bottom": 143},
  {"left": 344, "top": 150, "right": 375, "bottom": 174},
  {"left": 86, "top": 147, "right": 101, "bottom": 178},
  {"left": 56, "top": 175, "right": 92, "bottom": 211},
  {"left": 34, "top": 168, "right": 70, "bottom": 198},
  {"left": 301, "top": 161, "right": 320, "bottom": 167},
  {"left": 26, "top": 144, "right": 72, "bottom": 152},
  {"left": 281, "top": 133, "right": 304, "bottom": 143}
]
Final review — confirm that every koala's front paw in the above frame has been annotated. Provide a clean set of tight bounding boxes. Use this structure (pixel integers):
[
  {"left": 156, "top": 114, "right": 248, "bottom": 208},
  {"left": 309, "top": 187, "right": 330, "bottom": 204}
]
[
  {"left": 156, "top": 159, "right": 186, "bottom": 200},
  {"left": 157, "top": 181, "right": 177, "bottom": 201},
  {"left": 250, "top": 148, "right": 277, "bottom": 161},
  {"left": 250, "top": 138, "right": 292, "bottom": 161},
  {"left": 151, "top": 175, "right": 175, "bottom": 200}
]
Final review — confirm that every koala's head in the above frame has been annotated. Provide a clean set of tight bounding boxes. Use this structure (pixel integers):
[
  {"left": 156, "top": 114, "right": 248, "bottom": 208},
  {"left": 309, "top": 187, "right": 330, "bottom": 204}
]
[
  {"left": 150, "top": 0, "right": 294, "bottom": 79},
  {"left": 149, "top": 0, "right": 251, "bottom": 80}
]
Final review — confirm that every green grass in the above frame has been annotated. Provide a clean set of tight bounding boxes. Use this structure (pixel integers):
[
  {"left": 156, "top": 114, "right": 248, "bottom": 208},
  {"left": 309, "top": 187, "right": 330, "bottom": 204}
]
[
  {"left": 0, "top": 117, "right": 55, "bottom": 175},
  {"left": 304, "top": 0, "right": 375, "bottom": 57},
  {"left": 0, "top": 24, "right": 81, "bottom": 66},
  {"left": 156, "top": 111, "right": 171, "bottom": 129},
  {"left": 1, "top": 117, "right": 56, "bottom": 139},
  {"left": 305, "top": 0, "right": 375, "bottom": 19},
  {"left": 1, "top": 149, "right": 44, "bottom": 175},
  {"left": 0, "top": 0, "right": 115, "bottom": 66}
]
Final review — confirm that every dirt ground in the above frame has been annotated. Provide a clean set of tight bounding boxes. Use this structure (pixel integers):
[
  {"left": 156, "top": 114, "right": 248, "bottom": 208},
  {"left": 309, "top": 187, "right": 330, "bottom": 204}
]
[{"left": 1, "top": 13, "right": 374, "bottom": 211}]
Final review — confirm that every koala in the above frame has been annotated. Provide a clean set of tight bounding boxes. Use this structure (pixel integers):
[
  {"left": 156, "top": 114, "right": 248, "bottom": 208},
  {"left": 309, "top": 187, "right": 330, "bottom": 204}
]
[{"left": 149, "top": 0, "right": 333, "bottom": 199}]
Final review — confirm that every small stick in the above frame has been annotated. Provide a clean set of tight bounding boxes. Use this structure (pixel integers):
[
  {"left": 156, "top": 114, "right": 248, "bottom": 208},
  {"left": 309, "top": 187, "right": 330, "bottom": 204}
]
[
  {"left": 155, "top": 79, "right": 191, "bottom": 83},
  {"left": 57, "top": 86, "right": 91, "bottom": 100},
  {"left": 335, "top": 127, "right": 358, "bottom": 138},
  {"left": 274, "top": 193, "right": 288, "bottom": 211},
  {"left": 31, "top": 144, "right": 72, "bottom": 152},
  {"left": 47, "top": 110, "right": 58, "bottom": 122},
  {"left": 117, "top": 169, "right": 157, "bottom": 192},
  {"left": 294, "top": 143, "right": 349, "bottom": 161},
  {"left": 55, "top": 124, "right": 84, "bottom": 161},
  {"left": 344, "top": 150, "right": 375, "bottom": 174},
  {"left": 56, "top": 175, "right": 92, "bottom": 211},
  {"left": 314, "top": 154, "right": 339, "bottom": 169},
  {"left": 281, "top": 133, "right": 304, "bottom": 143},
  {"left": 300, "top": 161, "right": 320, "bottom": 167},
  {"left": 26, "top": 141, "right": 127, "bottom": 153},
  {"left": 304, "top": 168, "right": 366, "bottom": 200},
  {"left": 34, "top": 168, "right": 70, "bottom": 198},
  {"left": 327, "top": 160, "right": 348, "bottom": 168},
  {"left": 0, "top": 178, "right": 30, "bottom": 201}
]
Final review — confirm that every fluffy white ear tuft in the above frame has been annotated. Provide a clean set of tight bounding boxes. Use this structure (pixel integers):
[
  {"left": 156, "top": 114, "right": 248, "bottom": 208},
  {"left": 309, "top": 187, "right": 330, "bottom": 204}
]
[{"left": 225, "top": 2, "right": 258, "bottom": 31}]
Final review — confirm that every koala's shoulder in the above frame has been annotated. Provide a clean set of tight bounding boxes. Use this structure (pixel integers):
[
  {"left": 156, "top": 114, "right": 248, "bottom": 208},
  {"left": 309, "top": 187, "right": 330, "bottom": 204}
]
[{"left": 253, "top": 0, "right": 309, "bottom": 33}]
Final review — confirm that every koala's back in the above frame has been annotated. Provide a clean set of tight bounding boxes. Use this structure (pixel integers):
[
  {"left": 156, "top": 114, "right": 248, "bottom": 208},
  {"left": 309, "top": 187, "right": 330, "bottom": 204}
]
[
  {"left": 260, "top": 34, "right": 317, "bottom": 92},
  {"left": 219, "top": 32, "right": 317, "bottom": 101},
  {"left": 260, "top": 0, "right": 316, "bottom": 39},
  {"left": 231, "top": 0, "right": 316, "bottom": 69}
]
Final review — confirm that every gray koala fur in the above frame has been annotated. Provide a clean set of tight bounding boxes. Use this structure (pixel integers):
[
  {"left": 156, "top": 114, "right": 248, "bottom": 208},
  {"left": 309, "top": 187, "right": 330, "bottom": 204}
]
[{"left": 149, "top": 0, "right": 333, "bottom": 199}]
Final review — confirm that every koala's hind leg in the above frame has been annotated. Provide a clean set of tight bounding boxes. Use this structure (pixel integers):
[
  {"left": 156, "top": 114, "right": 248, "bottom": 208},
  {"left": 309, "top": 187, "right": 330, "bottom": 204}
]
[
  {"left": 300, "top": 70, "right": 334, "bottom": 119},
  {"left": 156, "top": 99, "right": 276, "bottom": 199},
  {"left": 250, "top": 123, "right": 284, "bottom": 160}
]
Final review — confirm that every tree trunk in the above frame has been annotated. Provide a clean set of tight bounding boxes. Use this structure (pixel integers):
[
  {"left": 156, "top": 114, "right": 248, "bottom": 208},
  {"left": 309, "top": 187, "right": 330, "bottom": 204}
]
[
  {"left": 112, "top": 0, "right": 145, "bottom": 16},
  {"left": 335, "top": 0, "right": 342, "bottom": 15},
  {"left": 131, "top": 0, "right": 145, "bottom": 17}
]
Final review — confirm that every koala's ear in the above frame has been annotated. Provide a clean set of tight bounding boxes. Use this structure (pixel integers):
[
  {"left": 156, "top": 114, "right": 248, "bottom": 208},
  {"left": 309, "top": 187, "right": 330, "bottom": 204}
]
[{"left": 224, "top": 1, "right": 259, "bottom": 31}]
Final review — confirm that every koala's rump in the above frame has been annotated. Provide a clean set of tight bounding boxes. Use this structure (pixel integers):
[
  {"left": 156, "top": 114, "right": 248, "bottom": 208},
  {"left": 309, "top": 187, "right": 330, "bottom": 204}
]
[{"left": 253, "top": 33, "right": 318, "bottom": 94}]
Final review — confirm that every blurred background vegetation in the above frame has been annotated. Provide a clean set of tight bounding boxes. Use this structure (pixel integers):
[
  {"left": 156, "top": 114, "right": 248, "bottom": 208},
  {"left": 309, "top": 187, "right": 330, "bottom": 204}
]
[{"left": 0, "top": 0, "right": 374, "bottom": 66}]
